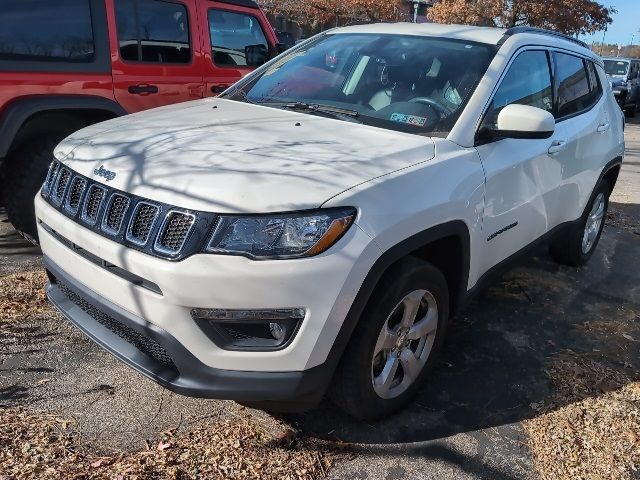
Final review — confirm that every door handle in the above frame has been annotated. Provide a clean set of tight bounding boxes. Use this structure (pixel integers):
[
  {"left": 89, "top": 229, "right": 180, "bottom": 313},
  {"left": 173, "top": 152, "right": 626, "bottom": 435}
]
[
  {"left": 597, "top": 122, "right": 610, "bottom": 133},
  {"left": 128, "top": 84, "right": 159, "bottom": 95},
  {"left": 211, "top": 85, "right": 230, "bottom": 94},
  {"left": 548, "top": 140, "right": 567, "bottom": 155}
]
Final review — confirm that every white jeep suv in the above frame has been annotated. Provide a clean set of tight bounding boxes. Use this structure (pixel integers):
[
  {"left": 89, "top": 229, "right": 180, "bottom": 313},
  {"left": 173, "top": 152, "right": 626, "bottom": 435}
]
[{"left": 36, "top": 24, "right": 625, "bottom": 419}]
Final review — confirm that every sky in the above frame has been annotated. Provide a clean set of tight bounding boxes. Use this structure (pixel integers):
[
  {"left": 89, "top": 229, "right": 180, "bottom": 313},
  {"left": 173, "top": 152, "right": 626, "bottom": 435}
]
[{"left": 580, "top": 0, "right": 640, "bottom": 46}]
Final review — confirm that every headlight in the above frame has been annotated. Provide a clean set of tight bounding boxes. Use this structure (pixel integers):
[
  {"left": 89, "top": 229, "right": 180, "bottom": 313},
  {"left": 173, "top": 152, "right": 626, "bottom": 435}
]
[{"left": 205, "top": 208, "right": 356, "bottom": 259}]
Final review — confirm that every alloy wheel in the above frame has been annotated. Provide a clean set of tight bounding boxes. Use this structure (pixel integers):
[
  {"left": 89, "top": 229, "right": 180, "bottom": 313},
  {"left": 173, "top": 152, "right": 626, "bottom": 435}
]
[{"left": 371, "top": 289, "right": 438, "bottom": 399}]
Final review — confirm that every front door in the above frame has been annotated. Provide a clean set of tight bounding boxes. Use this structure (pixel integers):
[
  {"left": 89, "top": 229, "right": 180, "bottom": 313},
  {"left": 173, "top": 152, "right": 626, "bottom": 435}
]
[
  {"left": 109, "top": 0, "right": 205, "bottom": 113},
  {"left": 475, "top": 49, "right": 563, "bottom": 273},
  {"left": 201, "top": 3, "right": 273, "bottom": 96}
]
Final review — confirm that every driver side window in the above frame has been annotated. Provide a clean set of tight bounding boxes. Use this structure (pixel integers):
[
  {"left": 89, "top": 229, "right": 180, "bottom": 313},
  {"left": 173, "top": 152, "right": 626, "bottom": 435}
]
[{"left": 484, "top": 50, "right": 553, "bottom": 128}]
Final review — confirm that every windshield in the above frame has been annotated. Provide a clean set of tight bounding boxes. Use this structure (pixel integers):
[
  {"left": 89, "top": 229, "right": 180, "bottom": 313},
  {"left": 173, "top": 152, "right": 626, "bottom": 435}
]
[
  {"left": 603, "top": 59, "right": 630, "bottom": 76},
  {"left": 221, "top": 33, "right": 496, "bottom": 136}
]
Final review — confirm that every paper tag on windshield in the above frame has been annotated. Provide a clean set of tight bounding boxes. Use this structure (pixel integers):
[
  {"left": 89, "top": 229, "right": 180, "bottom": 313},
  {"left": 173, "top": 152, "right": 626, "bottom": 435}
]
[{"left": 390, "top": 113, "right": 427, "bottom": 127}]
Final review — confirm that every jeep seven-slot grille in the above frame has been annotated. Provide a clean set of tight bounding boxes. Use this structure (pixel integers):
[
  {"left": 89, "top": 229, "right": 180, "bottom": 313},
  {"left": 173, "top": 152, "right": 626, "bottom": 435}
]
[
  {"left": 41, "top": 161, "right": 213, "bottom": 260},
  {"left": 56, "top": 280, "right": 176, "bottom": 369},
  {"left": 129, "top": 203, "right": 159, "bottom": 245},
  {"left": 103, "top": 194, "right": 130, "bottom": 234}
]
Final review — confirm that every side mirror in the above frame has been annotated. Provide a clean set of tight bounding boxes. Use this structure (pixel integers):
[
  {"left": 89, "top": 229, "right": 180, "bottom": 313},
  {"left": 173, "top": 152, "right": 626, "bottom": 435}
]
[
  {"left": 482, "top": 104, "right": 555, "bottom": 140},
  {"left": 244, "top": 44, "right": 268, "bottom": 67}
]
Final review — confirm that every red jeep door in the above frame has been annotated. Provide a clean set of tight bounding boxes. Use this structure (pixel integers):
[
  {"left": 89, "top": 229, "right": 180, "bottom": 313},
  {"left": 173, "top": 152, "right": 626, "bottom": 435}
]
[
  {"left": 201, "top": 1, "right": 277, "bottom": 96},
  {"left": 107, "top": 0, "right": 205, "bottom": 113}
]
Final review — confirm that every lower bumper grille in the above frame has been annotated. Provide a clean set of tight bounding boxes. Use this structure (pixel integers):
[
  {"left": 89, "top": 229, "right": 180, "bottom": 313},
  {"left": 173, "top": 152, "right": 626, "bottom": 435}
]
[{"left": 56, "top": 281, "right": 176, "bottom": 369}]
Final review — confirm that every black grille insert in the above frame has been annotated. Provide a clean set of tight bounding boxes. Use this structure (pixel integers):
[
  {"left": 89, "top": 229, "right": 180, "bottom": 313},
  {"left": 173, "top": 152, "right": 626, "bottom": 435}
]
[
  {"left": 127, "top": 203, "right": 159, "bottom": 245},
  {"left": 66, "top": 177, "right": 87, "bottom": 213},
  {"left": 156, "top": 212, "right": 194, "bottom": 254},
  {"left": 56, "top": 280, "right": 176, "bottom": 369},
  {"left": 103, "top": 194, "right": 130, "bottom": 234},
  {"left": 83, "top": 185, "right": 106, "bottom": 224}
]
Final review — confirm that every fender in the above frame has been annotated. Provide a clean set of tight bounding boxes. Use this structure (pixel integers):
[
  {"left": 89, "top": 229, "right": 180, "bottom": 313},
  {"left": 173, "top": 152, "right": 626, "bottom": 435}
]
[{"left": 0, "top": 95, "right": 127, "bottom": 158}]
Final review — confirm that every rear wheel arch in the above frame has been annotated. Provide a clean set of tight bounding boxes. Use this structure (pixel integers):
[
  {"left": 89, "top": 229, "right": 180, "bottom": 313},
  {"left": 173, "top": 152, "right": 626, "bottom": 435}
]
[{"left": 0, "top": 96, "right": 126, "bottom": 159}]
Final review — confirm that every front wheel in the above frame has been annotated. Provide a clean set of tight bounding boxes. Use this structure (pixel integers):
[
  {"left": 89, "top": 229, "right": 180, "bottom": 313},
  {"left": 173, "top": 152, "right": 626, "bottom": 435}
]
[
  {"left": 329, "top": 257, "right": 449, "bottom": 420},
  {"left": 550, "top": 180, "right": 609, "bottom": 266}
]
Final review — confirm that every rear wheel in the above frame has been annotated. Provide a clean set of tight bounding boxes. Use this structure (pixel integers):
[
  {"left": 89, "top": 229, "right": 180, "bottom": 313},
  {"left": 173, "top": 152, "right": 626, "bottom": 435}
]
[
  {"left": 549, "top": 180, "right": 609, "bottom": 266},
  {"left": 329, "top": 257, "right": 449, "bottom": 420},
  {"left": 3, "top": 116, "right": 85, "bottom": 241}
]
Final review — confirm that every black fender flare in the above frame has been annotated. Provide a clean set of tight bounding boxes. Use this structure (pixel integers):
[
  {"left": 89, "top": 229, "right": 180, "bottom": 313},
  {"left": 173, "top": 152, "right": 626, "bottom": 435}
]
[{"left": 0, "top": 95, "right": 126, "bottom": 158}]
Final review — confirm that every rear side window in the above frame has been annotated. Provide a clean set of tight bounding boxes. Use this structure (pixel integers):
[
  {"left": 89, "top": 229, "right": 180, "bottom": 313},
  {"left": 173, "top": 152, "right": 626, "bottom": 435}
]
[
  {"left": 585, "top": 61, "right": 603, "bottom": 104},
  {"left": 209, "top": 9, "right": 268, "bottom": 67},
  {"left": 483, "top": 50, "right": 553, "bottom": 128},
  {"left": 0, "top": 0, "right": 94, "bottom": 62},
  {"left": 115, "top": 0, "right": 191, "bottom": 64},
  {"left": 554, "top": 53, "right": 591, "bottom": 118}
]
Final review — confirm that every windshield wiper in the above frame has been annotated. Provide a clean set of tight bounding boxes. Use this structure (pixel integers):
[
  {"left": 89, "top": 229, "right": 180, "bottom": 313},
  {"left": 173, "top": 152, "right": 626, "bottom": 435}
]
[{"left": 258, "top": 101, "right": 360, "bottom": 119}]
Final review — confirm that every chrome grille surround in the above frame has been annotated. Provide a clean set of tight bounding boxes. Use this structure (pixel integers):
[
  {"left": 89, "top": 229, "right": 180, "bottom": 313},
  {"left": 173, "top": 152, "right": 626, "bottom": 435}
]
[
  {"left": 101, "top": 193, "right": 131, "bottom": 236},
  {"left": 64, "top": 177, "right": 87, "bottom": 215},
  {"left": 126, "top": 202, "right": 160, "bottom": 246},
  {"left": 81, "top": 184, "right": 107, "bottom": 226},
  {"left": 41, "top": 161, "right": 218, "bottom": 261},
  {"left": 154, "top": 211, "right": 196, "bottom": 256}
]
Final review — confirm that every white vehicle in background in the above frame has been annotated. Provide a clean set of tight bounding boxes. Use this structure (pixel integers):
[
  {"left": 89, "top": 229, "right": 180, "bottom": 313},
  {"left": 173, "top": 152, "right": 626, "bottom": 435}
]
[
  {"left": 36, "top": 23, "right": 624, "bottom": 420},
  {"left": 602, "top": 57, "right": 640, "bottom": 117}
]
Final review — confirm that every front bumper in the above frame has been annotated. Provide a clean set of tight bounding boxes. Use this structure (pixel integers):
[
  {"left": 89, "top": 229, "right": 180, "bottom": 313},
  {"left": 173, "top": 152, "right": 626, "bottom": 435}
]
[
  {"left": 45, "top": 256, "right": 329, "bottom": 405},
  {"left": 36, "top": 194, "right": 382, "bottom": 403}
]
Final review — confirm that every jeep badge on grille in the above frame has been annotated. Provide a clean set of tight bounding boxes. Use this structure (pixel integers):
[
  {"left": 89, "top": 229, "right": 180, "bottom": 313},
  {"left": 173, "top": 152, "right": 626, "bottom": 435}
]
[{"left": 94, "top": 165, "right": 116, "bottom": 181}]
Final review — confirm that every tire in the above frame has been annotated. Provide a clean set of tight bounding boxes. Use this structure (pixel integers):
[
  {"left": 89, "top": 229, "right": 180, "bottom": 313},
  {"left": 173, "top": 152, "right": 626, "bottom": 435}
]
[
  {"left": 549, "top": 180, "right": 609, "bottom": 267},
  {"left": 329, "top": 257, "right": 449, "bottom": 420},
  {"left": 3, "top": 117, "right": 85, "bottom": 241}
]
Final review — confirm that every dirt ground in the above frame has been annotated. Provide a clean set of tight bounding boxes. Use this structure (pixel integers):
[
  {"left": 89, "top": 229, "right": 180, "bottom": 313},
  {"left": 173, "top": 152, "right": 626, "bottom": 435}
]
[{"left": 1, "top": 120, "right": 639, "bottom": 479}]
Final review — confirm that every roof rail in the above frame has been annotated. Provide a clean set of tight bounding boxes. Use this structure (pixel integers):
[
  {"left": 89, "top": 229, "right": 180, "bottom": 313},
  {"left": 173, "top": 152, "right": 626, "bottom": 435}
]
[{"left": 498, "top": 27, "right": 589, "bottom": 49}]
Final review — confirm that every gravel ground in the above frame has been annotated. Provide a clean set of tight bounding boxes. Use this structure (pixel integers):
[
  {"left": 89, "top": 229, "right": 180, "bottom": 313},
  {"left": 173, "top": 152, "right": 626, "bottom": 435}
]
[{"left": 1, "top": 120, "right": 639, "bottom": 479}]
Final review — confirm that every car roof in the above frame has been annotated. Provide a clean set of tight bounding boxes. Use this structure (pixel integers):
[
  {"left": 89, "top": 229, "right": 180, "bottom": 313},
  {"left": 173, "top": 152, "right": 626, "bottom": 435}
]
[{"left": 331, "top": 22, "right": 598, "bottom": 60}]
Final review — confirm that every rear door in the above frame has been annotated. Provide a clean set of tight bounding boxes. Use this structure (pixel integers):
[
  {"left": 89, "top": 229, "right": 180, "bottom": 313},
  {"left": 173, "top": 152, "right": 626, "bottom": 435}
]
[
  {"left": 200, "top": 2, "right": 276, "bottom": 96},
  {"left": 108, "top": 0, "right": 205, "bottom": 113},
  {"left": 548, "top": 52, "right": 613, "bottom": 224}
]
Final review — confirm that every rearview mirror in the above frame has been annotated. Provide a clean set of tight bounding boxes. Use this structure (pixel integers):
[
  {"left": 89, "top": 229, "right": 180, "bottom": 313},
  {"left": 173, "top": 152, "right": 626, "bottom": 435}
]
[{"left": 485, "top": 104, "right": 555, "bottom": 140}]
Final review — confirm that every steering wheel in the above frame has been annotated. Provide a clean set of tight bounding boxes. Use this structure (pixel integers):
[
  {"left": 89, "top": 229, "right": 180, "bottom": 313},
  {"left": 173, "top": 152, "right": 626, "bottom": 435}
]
[{"left": 408, "top": 97, "right": 450, "bottom": 119}]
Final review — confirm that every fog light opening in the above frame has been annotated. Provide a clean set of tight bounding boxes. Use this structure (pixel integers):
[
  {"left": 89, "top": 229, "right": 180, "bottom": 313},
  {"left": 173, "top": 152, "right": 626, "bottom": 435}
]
[{"left": 191, "top": 308, "right": 305, "bottom": 351}]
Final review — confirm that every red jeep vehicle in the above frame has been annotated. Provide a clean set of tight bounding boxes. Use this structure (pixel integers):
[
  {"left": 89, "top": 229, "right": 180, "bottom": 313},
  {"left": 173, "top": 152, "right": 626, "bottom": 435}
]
[{"left": 0, "top": 0, "right": 279, "bottom": 240}]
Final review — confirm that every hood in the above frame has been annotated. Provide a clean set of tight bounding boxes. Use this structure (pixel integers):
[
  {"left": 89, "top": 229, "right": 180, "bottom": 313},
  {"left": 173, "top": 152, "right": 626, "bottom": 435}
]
[{"left": 54, "top": 99, "right": 435, "bottom": 213}]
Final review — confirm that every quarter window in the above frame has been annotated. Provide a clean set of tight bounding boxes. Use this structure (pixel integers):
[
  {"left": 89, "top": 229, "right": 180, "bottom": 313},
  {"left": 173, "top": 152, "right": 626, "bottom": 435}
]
[
  {"left": 483, "top": 50, "right": 553, "bottom": 128},
  {"left": 0, "top": 0, "right": 94, "bottom": 62},
  {"left": 554, "top": 53, "right": 591, "bottom": 118},
  {"left": 115, "top": 0, "right": 191, "bottom": 64},
  {"left": 209, "top": 9, "right": 268, "bottom": 67}
]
